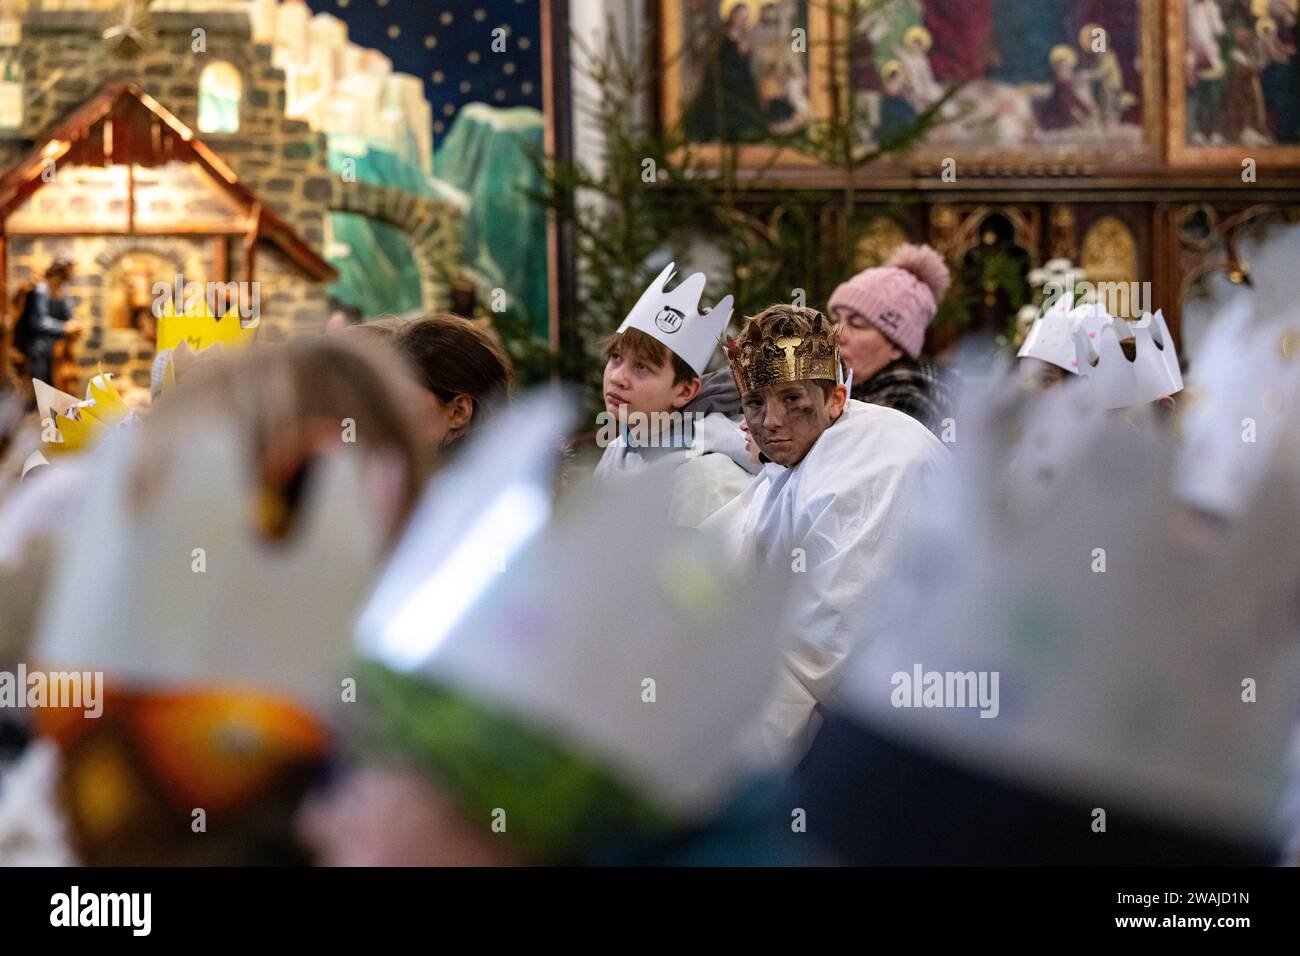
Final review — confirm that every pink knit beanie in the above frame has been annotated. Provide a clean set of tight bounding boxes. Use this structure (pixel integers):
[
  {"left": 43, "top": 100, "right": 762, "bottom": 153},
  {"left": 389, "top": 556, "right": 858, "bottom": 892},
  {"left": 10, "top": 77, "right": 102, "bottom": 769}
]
[{"left": 827, "top": 244, "right": 951, "bottom": 359}]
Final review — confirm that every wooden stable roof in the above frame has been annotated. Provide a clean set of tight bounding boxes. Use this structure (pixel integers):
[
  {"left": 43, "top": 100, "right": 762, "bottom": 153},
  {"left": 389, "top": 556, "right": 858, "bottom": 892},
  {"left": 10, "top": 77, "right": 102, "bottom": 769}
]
[{"left": 0, "top": 81, "right": 336, "bottom": 282}]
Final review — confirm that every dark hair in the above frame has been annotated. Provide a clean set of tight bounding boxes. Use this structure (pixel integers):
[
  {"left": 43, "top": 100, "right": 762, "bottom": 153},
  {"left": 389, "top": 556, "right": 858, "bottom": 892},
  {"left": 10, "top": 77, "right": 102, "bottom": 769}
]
[
  {"left": 600, "top": 327, "right": 697, "bottom": 386},
  {"left": 356, "top": 314, "right": 515, "bottom": 434}
]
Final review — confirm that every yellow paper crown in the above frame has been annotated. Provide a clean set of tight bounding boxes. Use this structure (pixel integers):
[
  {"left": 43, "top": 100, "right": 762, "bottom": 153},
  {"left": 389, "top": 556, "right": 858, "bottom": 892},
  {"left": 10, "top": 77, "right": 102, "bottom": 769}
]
[
  {"left": 36, "top": 371, "right": 131, "bottom": 455},
  {"left": 156, "top": 296, "right": 257, "bottom": 354}
]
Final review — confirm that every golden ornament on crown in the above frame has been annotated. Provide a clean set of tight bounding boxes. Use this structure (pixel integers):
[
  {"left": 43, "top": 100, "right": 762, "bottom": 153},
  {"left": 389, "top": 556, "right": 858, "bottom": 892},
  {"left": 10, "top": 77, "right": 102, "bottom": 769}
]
[{"left": 725, "top": 306, "right": 841, "bottom": 394}]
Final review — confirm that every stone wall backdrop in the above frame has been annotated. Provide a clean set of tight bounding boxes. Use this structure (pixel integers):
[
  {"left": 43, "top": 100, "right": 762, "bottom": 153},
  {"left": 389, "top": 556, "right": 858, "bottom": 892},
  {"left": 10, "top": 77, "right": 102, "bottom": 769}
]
[
  {"left": 7, "top": 8, "right": 334, "bottom": 245},
  {"left": 9, "top": 233, "right": 212, "bottom": 389},
  {"left": 0, "top": 7, "right": 336, "bottom": 391},
  {"left": 228, "top": 242, "right": 329, "bottom": 339}
]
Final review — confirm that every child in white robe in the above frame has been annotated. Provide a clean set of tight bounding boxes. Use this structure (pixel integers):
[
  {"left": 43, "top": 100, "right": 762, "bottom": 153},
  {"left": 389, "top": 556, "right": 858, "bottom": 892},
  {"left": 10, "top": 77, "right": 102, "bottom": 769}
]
[
  {"left": 594, "top": 263, "right": 758, "bottom": 526},
  {"left": 705, "top": 304, "right": 948, "bottom": 766}
]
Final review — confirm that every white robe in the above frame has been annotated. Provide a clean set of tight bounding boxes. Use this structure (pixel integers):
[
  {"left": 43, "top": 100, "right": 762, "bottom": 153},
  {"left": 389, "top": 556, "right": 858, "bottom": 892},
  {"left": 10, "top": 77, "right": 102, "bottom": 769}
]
[
  {"left": 594, "top": 411, "right": 759, "bottom": 527},
  {"left": 704, "top": 399, "right": 949, "bottom": 765}
]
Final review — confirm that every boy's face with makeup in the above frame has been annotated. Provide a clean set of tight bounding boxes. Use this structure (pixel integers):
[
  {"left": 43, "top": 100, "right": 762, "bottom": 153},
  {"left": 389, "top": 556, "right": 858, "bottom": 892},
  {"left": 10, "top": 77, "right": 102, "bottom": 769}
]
[{"left": 741, "top": 381, "right": 847, "bottom": 467}]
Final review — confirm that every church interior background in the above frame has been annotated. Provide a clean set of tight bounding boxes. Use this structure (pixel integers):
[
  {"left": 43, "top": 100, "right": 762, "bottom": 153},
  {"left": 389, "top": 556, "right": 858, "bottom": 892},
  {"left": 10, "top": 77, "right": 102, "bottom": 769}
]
[{"left": 0, "top": 0, "right": 1297, "bottom": 397}]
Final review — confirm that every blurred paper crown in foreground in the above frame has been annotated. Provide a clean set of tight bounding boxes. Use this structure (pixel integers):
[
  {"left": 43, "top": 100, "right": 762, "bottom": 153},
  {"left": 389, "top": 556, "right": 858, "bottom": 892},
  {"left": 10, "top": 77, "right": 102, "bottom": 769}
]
[
  {"left": 1073, "top": 308, "right": 1184, "bottom": 409},
  {"left": 1176, "top": 224, "right": 1300, "bottom": 519},
  {"left": 356, "top": 389, "right": 790, "bottom": 860},
  {"left": 34, "top": 420, "right": 388, "bottom": 714},
  {"left": 33, "top": 372, "right": 133, "bottom": 455},
  {"left": 726, "top": 308, "right": 842, "bottom": 394},
  {"left": 1235, "top": 219, "right": 1300, "bottom": 328},
  {"left": 836, "top": 362, "right": 1300, "bottom": 846},
  {"left": 30, "top": 418, "right": 392, "bottom": 855},
  {"left": 617, "top": 263, "right": 734, "bottom": 378}
]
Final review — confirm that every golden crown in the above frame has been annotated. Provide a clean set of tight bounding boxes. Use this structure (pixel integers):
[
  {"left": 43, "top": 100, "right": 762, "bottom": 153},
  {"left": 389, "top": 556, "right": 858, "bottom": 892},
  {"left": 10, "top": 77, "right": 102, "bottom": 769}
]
[{"left": 726, "top": 313, "right": 841, "bottom": 394}]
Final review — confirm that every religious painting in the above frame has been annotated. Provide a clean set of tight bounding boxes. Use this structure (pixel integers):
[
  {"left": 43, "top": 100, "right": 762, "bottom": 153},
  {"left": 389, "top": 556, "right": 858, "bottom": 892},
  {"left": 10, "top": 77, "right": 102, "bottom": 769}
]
[
  {"left": 842, "top": 0, "right": 1161, "bottom": 162},
  {"left": 1167, "top": 0, "right": 1300, "bottom": 165},
  {"left": 662, "top": 0, "right": 832, "bottom": 164}
]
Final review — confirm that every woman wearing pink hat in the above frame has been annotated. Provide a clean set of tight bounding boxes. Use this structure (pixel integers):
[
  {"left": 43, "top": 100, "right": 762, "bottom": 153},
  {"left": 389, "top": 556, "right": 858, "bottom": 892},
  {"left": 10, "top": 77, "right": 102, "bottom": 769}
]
[{"left": 828, "top": 244, "right": 954, "bottom": 436}]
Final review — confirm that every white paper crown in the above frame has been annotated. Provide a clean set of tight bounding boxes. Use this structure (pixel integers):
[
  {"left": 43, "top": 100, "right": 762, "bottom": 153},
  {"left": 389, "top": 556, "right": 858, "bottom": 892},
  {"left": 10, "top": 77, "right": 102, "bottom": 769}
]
[
  {"left": 357, "top": 391, "right": 789, "bottom": 818},
  {"left": 1175, "top": 284, "right": 1300, "bottom": 519},
  {"left": 835, "top": 362, "right": 1300, "bottom": 843},
  {"left": 1018, "top": 291, "right": 1079, "bottom": 372},
  {"left": 1068, "top": 299, "right": 1117, "bottom": 342},
  {"left": 356, "top": 388, "right": 577, "bottom": 674},
  {"left": 33, "top": 422, "right": 389, "bottom": 713},
  {"left": 617, "top": 262, "right": 735, "bottom": 377},
  {"left": 1236, "top": 219, "right": 1300, "bottom": 328},
  {"left": 1073, "top": 308, "right": 1184, "bottom": 409}
]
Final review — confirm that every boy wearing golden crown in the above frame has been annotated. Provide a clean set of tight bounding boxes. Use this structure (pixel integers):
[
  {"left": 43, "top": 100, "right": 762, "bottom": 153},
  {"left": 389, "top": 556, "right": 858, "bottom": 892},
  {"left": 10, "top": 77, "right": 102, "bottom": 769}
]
[{"left": 707, "top": 304, "right": 948, "bottom": 765}]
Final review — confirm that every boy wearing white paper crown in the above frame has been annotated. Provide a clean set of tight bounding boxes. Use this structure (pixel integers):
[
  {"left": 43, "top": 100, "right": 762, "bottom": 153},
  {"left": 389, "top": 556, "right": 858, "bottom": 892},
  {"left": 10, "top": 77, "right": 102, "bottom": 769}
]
[
  {"left": 705, "top": 304, "right": 949, "bottom": 766},
  {"left": 595, "top": 263, "right": 759, "bottom": 526},
  {"left": 1018, "top": 296, "right": 1184, "bottom": 416}
]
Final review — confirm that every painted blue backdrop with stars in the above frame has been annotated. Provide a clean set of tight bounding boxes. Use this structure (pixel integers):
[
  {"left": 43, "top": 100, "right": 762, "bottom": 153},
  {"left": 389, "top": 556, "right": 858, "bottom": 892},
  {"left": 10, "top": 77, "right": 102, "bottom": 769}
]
[
  {"left": 308, "top": 0, "right": 544, "bottom": 140},
  {"left": 306, "top": 0, "right": 550, "bottom": 338}
]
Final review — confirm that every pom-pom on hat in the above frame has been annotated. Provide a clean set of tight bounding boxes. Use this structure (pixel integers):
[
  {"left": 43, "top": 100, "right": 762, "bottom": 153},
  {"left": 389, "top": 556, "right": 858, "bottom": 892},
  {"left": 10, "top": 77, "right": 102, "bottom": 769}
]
[{"left": 828, "top": 244, "right": 951, "bottom": 359}]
